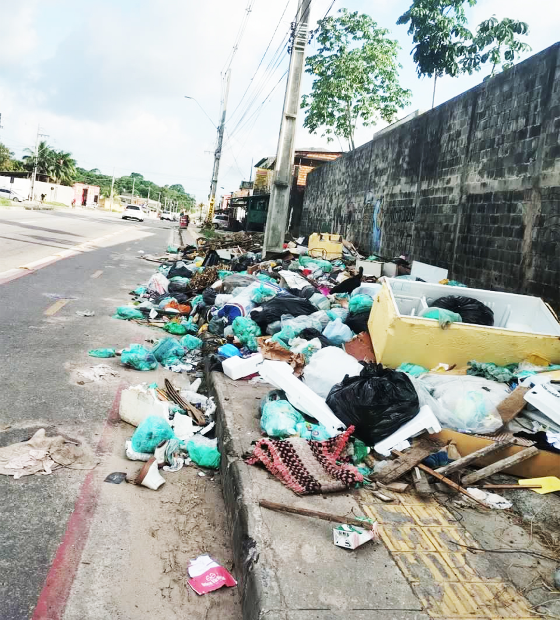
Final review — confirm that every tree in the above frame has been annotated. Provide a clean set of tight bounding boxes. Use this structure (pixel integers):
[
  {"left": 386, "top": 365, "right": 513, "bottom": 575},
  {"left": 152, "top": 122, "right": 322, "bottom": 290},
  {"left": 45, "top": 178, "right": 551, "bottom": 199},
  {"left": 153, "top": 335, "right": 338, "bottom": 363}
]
[
  {"left": 301, "top": 9, "right": 411, "bottom": 150},
  {"left": 170, "top": 184, "right": 185, "bottom": 194},
  {"left": 22, "top": 141, "right": 77, "bottom": 186},
  {"left": 397, "top": 1, "right": 530, "bottom": 86},
  {"left": 0, "top": 143, "right": 21, "bottom": 171}
]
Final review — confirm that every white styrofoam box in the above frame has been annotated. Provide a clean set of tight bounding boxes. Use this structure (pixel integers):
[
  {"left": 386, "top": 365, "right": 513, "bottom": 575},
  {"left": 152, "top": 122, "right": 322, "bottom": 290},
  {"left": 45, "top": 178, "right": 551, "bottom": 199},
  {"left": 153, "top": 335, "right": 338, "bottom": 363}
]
[
  {"left": 524, "top": 383, "right": 560, "bottom": 426},
  {"left": 333, "top": 525, "right": 375, "bottom": 549},
  {"left": 382, "top": 263, "right": 398, "bottom": 277},
  {"left": 222, "top": 354, "right": 264, "bottom": 380},
  {"left": 386, "top": 279, "right": 560, "bottom": 335},
  {"left": 357, "top": 259, "right": 383, "bottom": 278},
  {"left": 410, "top": 261, "right": 448, "bottom": 284}
]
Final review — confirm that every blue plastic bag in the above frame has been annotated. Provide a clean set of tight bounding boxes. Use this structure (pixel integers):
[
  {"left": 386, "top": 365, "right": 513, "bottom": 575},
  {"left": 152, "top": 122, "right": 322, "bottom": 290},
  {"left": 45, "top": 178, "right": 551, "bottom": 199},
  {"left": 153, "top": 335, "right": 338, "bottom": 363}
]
[
  {"left": 218, "top": 344, "right": 241, "bottom": 358},
  {"left": 131, "top": 416, "right": 175, "bottom": 453},
  {"left": 180, "top": 334, "right": 203, "bottom": 350},
  {"left": 151, "top": 338, "right": 185, "bottom": 364},
  {"left": 323, "top": 318, "right": 353, "bottom": 346},
  {"left": 260, "top": 391, "right": 304, "bottom": 438},
  {"left": 114, "top": 306, "right": 144, "bottom": 320},
  {"left": 295, "top": 421, "right": 332, "bottom": 441}
]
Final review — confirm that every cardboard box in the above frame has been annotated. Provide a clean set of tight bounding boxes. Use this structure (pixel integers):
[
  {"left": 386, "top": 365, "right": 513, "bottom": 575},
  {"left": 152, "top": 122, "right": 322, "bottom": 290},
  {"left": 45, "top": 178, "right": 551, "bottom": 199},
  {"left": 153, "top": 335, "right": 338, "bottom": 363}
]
[
  {"left": 333, "top": 525, "right": 375, "bottom": 550},
  {"left": 368, "top": 279, "right": 560, "bottom": 369}
]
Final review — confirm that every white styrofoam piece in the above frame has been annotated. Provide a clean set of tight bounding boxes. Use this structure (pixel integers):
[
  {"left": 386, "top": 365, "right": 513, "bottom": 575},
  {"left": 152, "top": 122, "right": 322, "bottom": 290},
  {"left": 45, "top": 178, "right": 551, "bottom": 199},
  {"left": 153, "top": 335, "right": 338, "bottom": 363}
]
[
  {"left": 258, "top": 360, "right": 345, "bottom": 435},
  {"left": 119, "top": 385, "right": 169, "bottom": 427},
  {"left": 386, "top": 278, "right": 560, "bottom": 336},
  {"left": 374, "top": 405, "right": 441, "bottom": 457},
  {"left": 524, "top": 383, "right": 560, "bottom": 426},
  {"left": 410, "top": 261, "right": 448, "bottom": 283},
  {"left": 357, "top": 259, "right": 383, "bottom": 278},
  {"left": 222, "top": 354, "right": 264, "bottom": 380}
]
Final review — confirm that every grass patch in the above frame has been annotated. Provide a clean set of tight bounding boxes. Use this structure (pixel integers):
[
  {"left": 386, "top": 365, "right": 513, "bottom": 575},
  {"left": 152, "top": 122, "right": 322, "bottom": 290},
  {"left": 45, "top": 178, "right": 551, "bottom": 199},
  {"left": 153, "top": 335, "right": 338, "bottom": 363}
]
[
  {"left": 0, "top": 198, "right": 12, "bottom": 207},
  {"left": 201, "top": 226, "right": 217, "bottom": 239},
  {"left": 44, "top": 201, "right": 69, "bottom": 208}
]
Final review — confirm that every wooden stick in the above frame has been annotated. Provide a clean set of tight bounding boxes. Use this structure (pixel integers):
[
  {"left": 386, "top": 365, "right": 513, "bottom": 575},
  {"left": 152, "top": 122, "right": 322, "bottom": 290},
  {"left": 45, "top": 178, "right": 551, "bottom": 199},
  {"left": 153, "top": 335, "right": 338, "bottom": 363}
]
[
  {"left": 435, "top": 440, "right": 514, "bottom": 476},
  {"left": 475, "top": 484, "right": 542, "bottom": 490},
  {"left": 462, "top": 447, "right": 539, "bottom": 486},
  {"left": 413, "top": 467, "right": 434, "bottom": 497},
  {"left": 377, "top": 437, "right": 441, "bottom": 484},
  {"left": 259, "top": 499, "right": 376, "bottom": 530},
  {"left": 392, "top": 450, "right": 488, "bottom": 509}
]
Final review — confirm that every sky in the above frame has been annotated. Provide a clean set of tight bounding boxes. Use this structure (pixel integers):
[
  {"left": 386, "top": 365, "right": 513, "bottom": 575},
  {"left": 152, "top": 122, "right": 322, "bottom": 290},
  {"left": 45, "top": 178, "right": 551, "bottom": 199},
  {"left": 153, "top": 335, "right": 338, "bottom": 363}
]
[{"left": 0, "top": 0, "right": 557, "bottom": 203}]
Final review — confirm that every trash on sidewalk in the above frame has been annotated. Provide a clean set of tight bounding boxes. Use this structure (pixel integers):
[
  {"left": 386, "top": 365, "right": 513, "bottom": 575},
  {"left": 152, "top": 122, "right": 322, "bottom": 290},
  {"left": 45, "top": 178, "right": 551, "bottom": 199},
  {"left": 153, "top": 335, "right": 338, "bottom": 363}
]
[
  {"left": 187, "top": 555, "right": 237, "bottom": 595},
  {"left": 333, "top": 524, "right": 377, "bottom": 549},
  {"left": 119, "top": 384, "right": 170, "bottom": 427},
  {"left": 88, "top": 348, "right": 116, "bottom": 358},
  {"left": 518, "top": 476, "right": 560, "bottom": 494},
  {"left": 76, "top": 310, "right": 95, "bottom": 317},
  {"left": 134, "top": 456, "right": 165, "bottom": 490},
  {"left": 0, "top": 429, "right": 98, "bottom": 479},
  {"left": 246, "top": 427, "right": 363, "bottom": 495},
  {"left": 104, "top": 472, "right": 128, "bottom": 484},
  {"left": 186, "top": 435, "right": 221, "bottom": 469},
  {"left": 77, "top": 364, "right": 119, "bottom": 383},
  {"left": 465, "top": 488, "right": 512, "bottom": 509}
]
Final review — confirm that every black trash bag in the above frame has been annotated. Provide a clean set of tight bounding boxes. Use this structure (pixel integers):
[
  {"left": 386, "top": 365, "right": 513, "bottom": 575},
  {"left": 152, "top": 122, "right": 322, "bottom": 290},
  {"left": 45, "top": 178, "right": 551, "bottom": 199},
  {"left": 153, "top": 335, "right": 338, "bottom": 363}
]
[
  {"left": 250, "top": 295, "right": 317, "bottom": 331},
  {"left": 231, "top": 254, "right": 255, "bottom": 272},
  {"left": 202, "top": 287, "right": 218, "bottom": 306},
  {"left": 326, "top": 364, "right": 420, "bottom": 446},
  {"left": 429, "top": 295, "right": 494, "bottom": 326},
  {"left": 173, "top": 292, "right": 193, "bottom": 305},
  {"left": 202, "top": 250, "right": 220, "bottom": 267},
  {"left": 168, "top": 279, "right": 191, "bottom": 295},
  {"left": 298, "top": 327, "right": 332, "bottom": 348},
  {"left": 287, "top": 285, "right": 317, "bottom": 300},
  {"left": 345, "top": 310, "right": 370, "bottom": 335},
  {"left": 168, "top": 261, "right": 197, "bottom": 279}
]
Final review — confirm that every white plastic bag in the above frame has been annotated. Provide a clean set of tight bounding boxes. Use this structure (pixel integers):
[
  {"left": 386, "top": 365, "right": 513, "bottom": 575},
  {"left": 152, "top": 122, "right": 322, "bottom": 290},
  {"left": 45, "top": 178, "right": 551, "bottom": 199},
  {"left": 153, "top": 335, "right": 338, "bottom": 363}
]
[
  {"left": 323, "top": 318, "right": 353, "bottom": 346},
  {"left": 303, "top": 347, "right": 363, "bottom": 398},
  {"left": 147, "top": 272, "right": 169, "bottom": 294},
  {"left": 420, "top": 375, "right": 509, "bottom": 434}
]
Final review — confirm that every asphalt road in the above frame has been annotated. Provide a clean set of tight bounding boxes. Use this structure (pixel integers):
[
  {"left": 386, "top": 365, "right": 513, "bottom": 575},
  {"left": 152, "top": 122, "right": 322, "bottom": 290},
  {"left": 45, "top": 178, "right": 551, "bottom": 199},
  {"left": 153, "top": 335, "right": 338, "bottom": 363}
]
[{"left": 0, "top": 210, "right": 180, "bottom": 619}]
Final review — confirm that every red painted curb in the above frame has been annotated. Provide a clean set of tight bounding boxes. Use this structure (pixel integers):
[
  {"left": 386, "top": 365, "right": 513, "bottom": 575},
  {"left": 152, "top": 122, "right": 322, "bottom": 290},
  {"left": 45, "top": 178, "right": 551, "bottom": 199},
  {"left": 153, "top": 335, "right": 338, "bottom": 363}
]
[{"left": 32, "top": 384, "right": 125, "bottom": 620}]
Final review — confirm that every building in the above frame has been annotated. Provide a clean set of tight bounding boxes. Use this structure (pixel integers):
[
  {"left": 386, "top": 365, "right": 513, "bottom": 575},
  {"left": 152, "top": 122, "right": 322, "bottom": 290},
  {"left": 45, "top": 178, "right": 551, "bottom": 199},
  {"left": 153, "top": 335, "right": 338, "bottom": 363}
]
[
  {"left": 253, "top": 148, "right": 343, "bottom": 234},
  {"left": 73, "top": 183, "right": 100, "bottom": 206}
]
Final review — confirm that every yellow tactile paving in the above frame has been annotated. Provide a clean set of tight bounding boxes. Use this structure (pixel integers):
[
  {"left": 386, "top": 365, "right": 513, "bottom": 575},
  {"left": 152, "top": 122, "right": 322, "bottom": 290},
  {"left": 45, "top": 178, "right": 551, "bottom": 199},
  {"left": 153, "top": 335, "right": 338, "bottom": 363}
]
[{"left": 359, "top": 490, "right": 537, "bottom": 618}]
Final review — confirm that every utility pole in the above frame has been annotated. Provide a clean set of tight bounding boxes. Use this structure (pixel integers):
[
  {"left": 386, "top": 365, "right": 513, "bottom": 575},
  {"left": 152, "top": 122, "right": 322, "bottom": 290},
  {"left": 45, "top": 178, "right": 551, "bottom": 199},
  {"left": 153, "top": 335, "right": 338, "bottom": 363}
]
[
  {"left": 30, "top": 125, "right": 48, "bottom": 203},
  {"left": 207, "top": 69, "right": 231, "bottom": 224},
  {"left": 147, "top": 186, "right": 150, "bottom": 212},
  {"left": 263, "top": 0, "right": 311, "bottom": 254},
  {"left": 131, "top": 177, "right": 135, "bottom": 203},
  {"left": 249, "top": 157, "right": 254, "bottom": 182},
  {"left": 109, "top": 168, "right": 115, "bottom": 212}
]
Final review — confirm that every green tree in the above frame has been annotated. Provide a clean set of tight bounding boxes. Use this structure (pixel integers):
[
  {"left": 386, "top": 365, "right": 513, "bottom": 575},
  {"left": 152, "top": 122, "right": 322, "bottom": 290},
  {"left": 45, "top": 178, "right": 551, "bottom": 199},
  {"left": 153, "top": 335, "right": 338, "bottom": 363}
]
[
  {"left": 23, "top": 141, "right": 77, "bottom": 185},
  {"left": 0, "top": 143, "right": 21, "bottom": 170},
  {"left": 301, "top": 9, "right": 411, "bottom": 150},
  {"left": 397, "top": 1, "right": 530, "bottom": 87},
  {"left": 170, "top": 184, "right": 185, "bottom": 194}
]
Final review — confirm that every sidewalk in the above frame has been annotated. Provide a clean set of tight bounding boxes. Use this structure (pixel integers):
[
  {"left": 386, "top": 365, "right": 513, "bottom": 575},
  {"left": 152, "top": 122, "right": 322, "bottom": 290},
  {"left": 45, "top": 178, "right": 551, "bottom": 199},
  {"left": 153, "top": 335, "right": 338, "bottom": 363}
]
[{"left": 210, "top": 371, "right": 553, "bottom": 620}]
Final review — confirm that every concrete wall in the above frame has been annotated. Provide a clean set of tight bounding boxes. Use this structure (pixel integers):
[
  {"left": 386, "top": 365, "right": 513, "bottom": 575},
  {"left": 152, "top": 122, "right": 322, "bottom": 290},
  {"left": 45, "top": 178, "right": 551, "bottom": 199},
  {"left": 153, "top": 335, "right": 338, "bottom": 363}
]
[
  {"left": 301, "top": 43, "right": 560, "bottom": 308},
  {"left": 0, "top": 177, "right": 75, "bottom": 204}
]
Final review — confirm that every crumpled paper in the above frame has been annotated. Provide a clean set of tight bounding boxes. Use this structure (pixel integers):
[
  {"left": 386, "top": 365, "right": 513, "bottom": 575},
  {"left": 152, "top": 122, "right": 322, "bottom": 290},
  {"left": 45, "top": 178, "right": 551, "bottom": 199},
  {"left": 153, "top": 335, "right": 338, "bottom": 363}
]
[
  {"left": 257, "top": 337, "right": 305, "bottom": 377},
  {"left": 0, "top": 429, "right": 99, "bottom": 479}
]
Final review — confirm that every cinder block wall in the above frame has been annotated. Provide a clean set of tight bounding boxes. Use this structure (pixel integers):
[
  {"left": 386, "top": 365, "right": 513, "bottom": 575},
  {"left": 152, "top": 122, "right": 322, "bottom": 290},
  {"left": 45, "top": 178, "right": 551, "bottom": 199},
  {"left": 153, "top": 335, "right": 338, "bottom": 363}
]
[{"left": 301, "top": 43, "right": 560, "bottom": 308}]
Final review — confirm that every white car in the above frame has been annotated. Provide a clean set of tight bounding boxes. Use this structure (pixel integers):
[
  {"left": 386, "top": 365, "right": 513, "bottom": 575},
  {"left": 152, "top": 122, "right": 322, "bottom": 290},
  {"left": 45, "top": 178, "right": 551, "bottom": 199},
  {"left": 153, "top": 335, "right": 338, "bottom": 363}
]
[
  {"left": 160, "top": 211, "right": 176, "bottom": 221},
  {"left": 0, "top": 188, "right": 27, "bottom": 202},
  {"left": 122, "top": 205, "right": 144, "bottom": 221},
  {"left": 212, "top": 214, "right": 229, "bottom": 230}
]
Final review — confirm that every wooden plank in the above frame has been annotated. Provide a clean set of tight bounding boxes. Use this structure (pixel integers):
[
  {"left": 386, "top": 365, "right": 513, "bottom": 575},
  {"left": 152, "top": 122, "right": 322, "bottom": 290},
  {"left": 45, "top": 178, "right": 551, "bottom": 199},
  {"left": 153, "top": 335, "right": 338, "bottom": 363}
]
[
  {"left": 412, "top": 467, "right": 433, "bottom": 497},
  {"left": 393, "top": 450, "right": 488, "bottom": 508},
  {"left": 376, "top": 438, "right": 441, "bottom": 484},
  {"left": 496, "top": 386, "right": 530, "bottom": 423},
  {"left": 259, "top": 499, "right": 377, "bottom": 530},
  {"left": 380, "top": 482, "right": 410, "bottom": 493},
  {"left": 435, "top": 440, "right": 514, "bottom": 476},
  {"left": 462, "top": 446, "right": 540, "bottom": 485}
]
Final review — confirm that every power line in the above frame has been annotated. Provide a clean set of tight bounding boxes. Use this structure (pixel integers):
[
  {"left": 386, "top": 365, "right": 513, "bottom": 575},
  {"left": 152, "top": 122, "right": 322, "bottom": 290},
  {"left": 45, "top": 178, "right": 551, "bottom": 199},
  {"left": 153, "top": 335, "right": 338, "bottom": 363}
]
[
  {"left": 228, "top": 0, "right": 293, "bottom": 122},
  {"left": 221, "top": 0, "right": 255, "bottom": 73}
]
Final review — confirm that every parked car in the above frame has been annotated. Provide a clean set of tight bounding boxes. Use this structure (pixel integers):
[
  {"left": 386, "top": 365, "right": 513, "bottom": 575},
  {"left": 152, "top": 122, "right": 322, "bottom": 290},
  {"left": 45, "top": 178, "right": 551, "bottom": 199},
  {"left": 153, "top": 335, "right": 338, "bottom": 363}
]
[
  {"left": 0, "top": 188, "right": 27, "bottom": 202},
  {"left": 212, "top": 214, "right": 229, "bottom": 230},
  {"left": 121, "top": 205, "right": 144, "bottom": 222},
  {"left": 159, "top": 211, "right": 176, "bottom": 221}
]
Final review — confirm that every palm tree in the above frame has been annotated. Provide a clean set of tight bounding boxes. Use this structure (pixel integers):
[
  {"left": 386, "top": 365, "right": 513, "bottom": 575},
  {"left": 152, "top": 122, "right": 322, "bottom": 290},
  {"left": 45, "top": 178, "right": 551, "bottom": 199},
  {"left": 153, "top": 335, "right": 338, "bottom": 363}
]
[
  {"left": 23, "top": 141, "right": 76, "bottom": 185},
  {"left": 52, "top": 151, "right": 76, "bottom": 186}
]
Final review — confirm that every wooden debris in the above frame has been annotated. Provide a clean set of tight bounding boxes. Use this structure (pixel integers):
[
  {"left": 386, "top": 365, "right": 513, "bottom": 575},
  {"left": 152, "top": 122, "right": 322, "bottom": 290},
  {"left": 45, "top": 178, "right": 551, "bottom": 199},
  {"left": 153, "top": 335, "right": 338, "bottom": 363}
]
[
  {"left": 371, "top": 490, "right": 395, "bottom": 503},
  {"left": 412, "top": 467, "right": 433, "bottom": 497},
  {"left": 392, "top": 450, "right": 488, "bottom": 508},
  {"left": 435, "top": 440, "right": 514, "bottom": 476},
  {"left": 496, "top": 386, "right": 530, "bottom": 424},
  {"left": 259, "top": 499, "right": 376, "bottom": 530},
  {"left": 462, "top": 446, "right": 539, "bottom": 486},
  {"left": 376, "top": 437, "right": 442, "bottom": 484},
  {"left": 475, "top": 484, "right": 542, "bottom": 490},
  {"left": 364, "top": 454, "right": 376, "bottom": 469},
  {"left": 380, "top": 482, "right": 409, "bottom": 493}
]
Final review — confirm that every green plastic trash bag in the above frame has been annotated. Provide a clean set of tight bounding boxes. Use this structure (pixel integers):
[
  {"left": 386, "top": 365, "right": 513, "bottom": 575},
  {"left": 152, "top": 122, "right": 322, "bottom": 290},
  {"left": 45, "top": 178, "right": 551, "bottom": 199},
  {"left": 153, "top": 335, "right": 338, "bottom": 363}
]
[
  {"left": 260, "top": 390, "right": 304, "bottom": 438},
  {"left": 180, "top": 334, "right": 203, "bottom": 350},
  {"left": 180, "top": 318, "right": 199, "bottom": 334},
  {"left": 88, "top": 348, "right": 116, "bottom": 358},
  {"left": 420, "top": 307, "right": 462, "bottom": 329},
  {"left": 397, "top": 363, "right": 429, "bottom": 377},
  {"left": 114, "top": 306, "right": 144, "bottom": 320},
  {"left": 131, "top": 416, "right": 175, "bottom": 453},
  {"left": 232, "top": 316, "right": 261, "bottom": 352},
  {"left": 121, "top": 344, "right": 158, "bottom": 370},
  {"left": 348, "top": 294, "right": 373, "bottom": 315},
  {"left": 251, "top": 284, "right": 277, "bottom": 304},
  {"left": 218, "top": 270, "right": 232, "bottom": 280},
  {"left": 467, "top": 361, "right": 517, "bottom": 383},
  {"left": 294, "top": 421, "right": 332, "bottom": 441},
  {"left": 299, "top": 255, "right": 332, "bottom": 273},
  {"left": 351, "top": 439, "right": 369, "bottom": 464},
  {"left": 133, "top": 286, "right": 147, "bottom": 296},
  {"left": 167, "top": 245, "right": 179, "bottom": 253},
  {"left": 187, "top": 435, "right": 221, "bottom": 469},
  {"left": 191, "top": 294, "right": 203, "bottom": 309},
  {"left": 164, "top": 322, "right": 187, "bottom": 335},
  {"left": 169, "top": 276, "right": 190, "bottom": 284},
  {"left": 257, "top": 272, "right": 276, "bottom": 285},
  {"left": 152, "top": 337, "right": 185, "bottom": 364}
]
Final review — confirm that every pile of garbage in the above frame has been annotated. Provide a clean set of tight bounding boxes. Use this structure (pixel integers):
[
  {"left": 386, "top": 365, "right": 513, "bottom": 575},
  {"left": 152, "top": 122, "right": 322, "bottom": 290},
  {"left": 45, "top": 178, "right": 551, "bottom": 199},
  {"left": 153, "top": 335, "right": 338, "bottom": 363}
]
[{"left": 100, "top": 230, "right": 560, "bottom": 508}]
